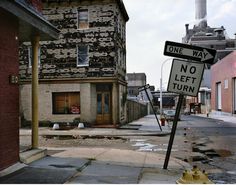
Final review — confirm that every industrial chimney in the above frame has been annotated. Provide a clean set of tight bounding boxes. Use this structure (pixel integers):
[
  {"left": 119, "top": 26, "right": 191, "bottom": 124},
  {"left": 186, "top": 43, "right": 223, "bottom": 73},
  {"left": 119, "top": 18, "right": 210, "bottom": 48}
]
[{"left": 195, "top": 0, "right": 207, "bottom": 28}]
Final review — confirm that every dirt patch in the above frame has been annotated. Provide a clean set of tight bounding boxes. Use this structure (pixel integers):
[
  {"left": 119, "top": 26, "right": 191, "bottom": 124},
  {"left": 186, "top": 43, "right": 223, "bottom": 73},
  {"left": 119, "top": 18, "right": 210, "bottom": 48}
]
[{"left": 215, "top": 149, "right": 232, "bottom": 157}]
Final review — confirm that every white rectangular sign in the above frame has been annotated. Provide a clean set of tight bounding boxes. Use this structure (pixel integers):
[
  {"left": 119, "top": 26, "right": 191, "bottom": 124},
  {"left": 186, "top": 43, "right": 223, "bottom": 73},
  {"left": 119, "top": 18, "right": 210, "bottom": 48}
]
[{"left": 167, "top": 59, "right": 204, "bottom": 97}]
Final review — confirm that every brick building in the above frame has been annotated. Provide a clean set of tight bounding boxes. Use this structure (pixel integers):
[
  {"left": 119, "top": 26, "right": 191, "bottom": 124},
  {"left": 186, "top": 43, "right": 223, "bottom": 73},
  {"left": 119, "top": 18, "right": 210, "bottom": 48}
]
[
  {"left": 0, "top": 0, "right": 58, "bottom": 171},
  {"left": 182, "top": 0, "right": 236, "bottom": 114},
  {"left": 19, "top": 0, "right": 129, "bottom": 127},
  {"left": 211, "top": 51, "right": 236, "bottom": 115}
]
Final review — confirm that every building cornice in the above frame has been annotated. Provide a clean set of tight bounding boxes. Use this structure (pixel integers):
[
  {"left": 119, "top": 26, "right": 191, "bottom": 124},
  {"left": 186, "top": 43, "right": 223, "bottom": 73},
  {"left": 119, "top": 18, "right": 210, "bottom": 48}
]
[{"left": 20, "top": 77, "right": 127, "bottom": 85}]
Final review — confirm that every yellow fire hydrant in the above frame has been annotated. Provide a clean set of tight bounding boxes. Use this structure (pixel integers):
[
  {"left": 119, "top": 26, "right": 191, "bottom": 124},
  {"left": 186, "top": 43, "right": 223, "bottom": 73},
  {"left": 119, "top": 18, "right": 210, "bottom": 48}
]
[{"left": 176, "top": 166, "right": 213, "bottom": 184}]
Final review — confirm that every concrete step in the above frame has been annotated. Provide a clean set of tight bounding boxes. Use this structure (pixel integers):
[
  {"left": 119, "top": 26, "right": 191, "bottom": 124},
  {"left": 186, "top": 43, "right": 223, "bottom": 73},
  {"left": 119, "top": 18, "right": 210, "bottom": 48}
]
[{"left": 20, "top": 149, "right": 47, "bottom": 164}]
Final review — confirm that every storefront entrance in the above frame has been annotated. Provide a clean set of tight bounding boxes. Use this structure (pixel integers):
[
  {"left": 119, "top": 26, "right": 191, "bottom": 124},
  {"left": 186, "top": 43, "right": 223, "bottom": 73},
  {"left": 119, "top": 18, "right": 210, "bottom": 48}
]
[{"left": 96, "top": 84, "right": 112, "bottom": 125}]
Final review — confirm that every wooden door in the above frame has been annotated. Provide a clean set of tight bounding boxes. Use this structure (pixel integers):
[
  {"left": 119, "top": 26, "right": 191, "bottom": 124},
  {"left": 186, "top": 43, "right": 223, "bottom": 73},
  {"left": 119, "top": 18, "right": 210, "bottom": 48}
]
[{"left": 96, "top": 92, "right": 111, "bottom": 125}]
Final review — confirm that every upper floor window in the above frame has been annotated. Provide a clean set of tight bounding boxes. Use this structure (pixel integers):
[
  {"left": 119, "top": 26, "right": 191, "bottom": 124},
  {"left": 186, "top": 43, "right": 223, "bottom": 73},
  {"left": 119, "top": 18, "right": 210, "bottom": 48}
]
[
  {"left": 28, "top": 46, "right": 41, "bottom": 68},
  {"left": 77, "top": 45, "right": 89, "bottom": 67},
  {"left": 77, "top": 9, "right": 89, "bottom": 30}
]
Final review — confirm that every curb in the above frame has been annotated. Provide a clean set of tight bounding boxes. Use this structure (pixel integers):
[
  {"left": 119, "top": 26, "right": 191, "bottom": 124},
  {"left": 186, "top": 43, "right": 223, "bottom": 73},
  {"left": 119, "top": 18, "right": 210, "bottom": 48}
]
[{"left": 20, "top": 149, "right": 47, "bottom": 164}]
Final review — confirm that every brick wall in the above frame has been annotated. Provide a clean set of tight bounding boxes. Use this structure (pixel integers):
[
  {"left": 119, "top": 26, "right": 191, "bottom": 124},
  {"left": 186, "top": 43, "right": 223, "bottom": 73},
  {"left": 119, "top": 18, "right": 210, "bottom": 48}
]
[
  {"left": 27, "top": 0, "right": 43, "bottom": 12},
  {"left": 211, "top": 51, "right": 236, "bottom": 113},
  {"left": 0, "top": 9, "right": 19, "bottom": 170}
]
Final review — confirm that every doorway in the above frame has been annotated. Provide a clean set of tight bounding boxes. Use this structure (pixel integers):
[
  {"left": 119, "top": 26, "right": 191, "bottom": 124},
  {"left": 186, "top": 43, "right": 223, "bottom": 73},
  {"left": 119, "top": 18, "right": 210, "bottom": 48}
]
[{"left": 96, "top": 84, "right": 112, "bottom": 125}]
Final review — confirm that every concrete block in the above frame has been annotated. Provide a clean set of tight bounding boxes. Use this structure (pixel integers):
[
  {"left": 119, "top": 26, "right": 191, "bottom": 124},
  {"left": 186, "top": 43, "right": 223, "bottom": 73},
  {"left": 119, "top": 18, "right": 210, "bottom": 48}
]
[{"left": 20, "top": 149, "right": 47, "bottom": 164}]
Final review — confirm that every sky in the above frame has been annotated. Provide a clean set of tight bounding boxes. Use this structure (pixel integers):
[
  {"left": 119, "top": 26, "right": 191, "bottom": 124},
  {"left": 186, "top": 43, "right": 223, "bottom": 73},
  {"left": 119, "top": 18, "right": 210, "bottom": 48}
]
[{"left": 123, "top": 0, "right": 236, "bottom": 90}]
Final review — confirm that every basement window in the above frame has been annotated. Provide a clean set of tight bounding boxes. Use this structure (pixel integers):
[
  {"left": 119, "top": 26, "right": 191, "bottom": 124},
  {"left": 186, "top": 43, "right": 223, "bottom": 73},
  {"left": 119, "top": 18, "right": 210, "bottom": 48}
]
[
  {"left": 28, "top": 46, "right": 41, "bottom": 68},
  {"left": 52, "top": 92, "right": 80, "bottom": 114},
  {"left": 77, "top": 45, "right": 89, "bottom": 67},
  {"left": 77, "top": 9, "right": 89, "bottom": 30}
]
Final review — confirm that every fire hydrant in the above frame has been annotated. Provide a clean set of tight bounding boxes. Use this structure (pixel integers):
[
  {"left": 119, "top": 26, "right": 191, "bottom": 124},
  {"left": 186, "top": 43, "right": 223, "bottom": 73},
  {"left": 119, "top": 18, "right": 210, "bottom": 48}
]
[
  {"left": 176, "top": 166, "right": 213, "bottom": 184},
  {"left": 160, "top": 116, "right": 165, "bottom": 126}
]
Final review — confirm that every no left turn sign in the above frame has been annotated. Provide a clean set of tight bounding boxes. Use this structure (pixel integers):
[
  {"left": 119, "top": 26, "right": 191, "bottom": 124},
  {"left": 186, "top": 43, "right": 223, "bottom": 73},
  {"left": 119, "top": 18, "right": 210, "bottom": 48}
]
[{"left": 167, "top": 59, "right": 204, "bottom": 97}]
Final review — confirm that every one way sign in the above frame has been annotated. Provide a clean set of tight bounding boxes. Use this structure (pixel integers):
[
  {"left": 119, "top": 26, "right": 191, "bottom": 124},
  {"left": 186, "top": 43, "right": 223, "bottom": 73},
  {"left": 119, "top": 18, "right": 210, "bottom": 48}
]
[{"left": 164, "top": 41, "right": 216, "bottom": 64}]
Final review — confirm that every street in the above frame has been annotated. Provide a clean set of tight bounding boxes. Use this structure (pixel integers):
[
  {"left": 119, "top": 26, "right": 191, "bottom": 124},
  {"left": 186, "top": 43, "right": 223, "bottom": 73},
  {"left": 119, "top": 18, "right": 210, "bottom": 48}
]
[
  {"left": 127, "top": 115, "right": 236, "bottom": 183},
  {"left": 177, "top": 115, "right": 236, "bottom": 184},
  {"left": 18, "top": 114, "right": 236, "bottom": 183}
]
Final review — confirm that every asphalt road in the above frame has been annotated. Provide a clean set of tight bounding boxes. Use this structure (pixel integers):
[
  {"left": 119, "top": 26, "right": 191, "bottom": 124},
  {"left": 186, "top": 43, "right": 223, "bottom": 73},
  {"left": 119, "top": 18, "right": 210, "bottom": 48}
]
[{"left": 176, "top": 115, "right": 236, "bottom": 184}]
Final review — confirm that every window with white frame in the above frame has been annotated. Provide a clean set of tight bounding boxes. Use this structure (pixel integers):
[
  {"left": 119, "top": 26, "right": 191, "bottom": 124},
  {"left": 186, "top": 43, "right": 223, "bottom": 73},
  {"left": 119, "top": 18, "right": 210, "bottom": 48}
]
[
  {"left": 77, "top": 9, "right": 89, "bottom": 29},
  {"left": 28, "top": 46, "right": 41, "bottom": 68},
  {"left": 224, "top": 79, "right": 228, "bottom": 89},
  {"left": 216, "top": 82, "right": 222, "bottom": 111},
  {"left": 77, "top": 45, "right": 89, "bottom": 66}
]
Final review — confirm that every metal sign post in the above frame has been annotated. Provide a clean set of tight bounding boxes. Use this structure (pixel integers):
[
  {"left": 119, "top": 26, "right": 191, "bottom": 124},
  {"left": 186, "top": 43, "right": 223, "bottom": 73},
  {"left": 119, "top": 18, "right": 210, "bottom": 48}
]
[
  {"left": 162, "top": 41, "right": 216, "bottom": 169},
  {"left": 163, "top": 94, "right": 184, "bottom": 169},
  {"left": 139, "top": 84, "right": 162, "bottom": 131}
]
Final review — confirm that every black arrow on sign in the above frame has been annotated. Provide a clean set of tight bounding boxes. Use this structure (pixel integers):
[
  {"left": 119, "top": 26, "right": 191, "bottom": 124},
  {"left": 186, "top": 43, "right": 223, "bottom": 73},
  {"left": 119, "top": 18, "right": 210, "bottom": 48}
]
[{"left": 164, "top": 41, "right": 217, "bottom": 64}]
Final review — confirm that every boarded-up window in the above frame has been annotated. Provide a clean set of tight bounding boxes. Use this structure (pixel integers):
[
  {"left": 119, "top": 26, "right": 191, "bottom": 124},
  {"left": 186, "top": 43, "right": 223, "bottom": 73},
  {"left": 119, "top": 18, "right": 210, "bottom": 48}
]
[
  {"left": 78, "top": 9, "right": 89, "bottom": 29},
  {"left": 52, "top": 92, "right": 80, "bottom": 114}
]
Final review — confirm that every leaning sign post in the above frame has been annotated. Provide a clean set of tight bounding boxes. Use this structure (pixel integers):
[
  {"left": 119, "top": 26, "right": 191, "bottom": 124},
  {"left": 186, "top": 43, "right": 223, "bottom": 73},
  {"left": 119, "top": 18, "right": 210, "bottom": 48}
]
[
  {"left": 163, "top": 41, "right": 216, "bottom": 169},
  {"left": 139, "top": 84, "right": 162, "bottom": 131}
]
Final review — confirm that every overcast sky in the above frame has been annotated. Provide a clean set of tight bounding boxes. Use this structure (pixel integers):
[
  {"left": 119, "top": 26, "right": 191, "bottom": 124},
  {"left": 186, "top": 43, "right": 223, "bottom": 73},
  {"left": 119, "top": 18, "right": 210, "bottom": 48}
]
[{"left": 123, "top": 0, "right": 236, "bottom": 90}]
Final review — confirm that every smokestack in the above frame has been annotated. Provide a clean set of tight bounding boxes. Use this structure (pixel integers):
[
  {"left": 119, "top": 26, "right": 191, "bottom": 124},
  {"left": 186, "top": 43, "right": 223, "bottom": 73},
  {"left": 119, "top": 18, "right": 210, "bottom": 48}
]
[
  {"left": 185, "top": 24, "right": 189, "bottom": 34},
  {"left": 195, "top": 0, "right": 207, "bottom": 28}
]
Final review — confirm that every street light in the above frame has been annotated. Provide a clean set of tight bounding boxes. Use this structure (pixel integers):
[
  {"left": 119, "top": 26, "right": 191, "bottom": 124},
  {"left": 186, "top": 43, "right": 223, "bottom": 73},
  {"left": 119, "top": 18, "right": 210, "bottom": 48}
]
[{"left": 160, "top": 58, "right": 173, "bottom": 116}]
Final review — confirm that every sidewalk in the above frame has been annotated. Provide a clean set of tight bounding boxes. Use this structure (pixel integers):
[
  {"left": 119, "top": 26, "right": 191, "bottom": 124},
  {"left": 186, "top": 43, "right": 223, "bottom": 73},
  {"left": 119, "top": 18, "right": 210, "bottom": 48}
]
[
  {"left": 0, "top": 147, "right": 191, "bottom": 184},
  {"left": 20, "top": 115, "right": 171, "bottom": 139},
  {"left": 0, "top": 115, "right": 191, "bottom": 184},
  {"left": 194, "top": 112, "right": 236, "bottom": 124}
]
